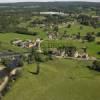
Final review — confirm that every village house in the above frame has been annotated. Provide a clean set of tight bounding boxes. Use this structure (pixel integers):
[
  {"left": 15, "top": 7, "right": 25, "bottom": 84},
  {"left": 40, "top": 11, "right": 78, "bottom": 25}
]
[
  {"left": 11, "top": 39, "right": 34, "bottom": 48},
  {"left": 12, "top": 39, "right": 22, "bottom": 46},
  {"left": 48, "top": 46, "right": 89, "bottom": 59},
  {"left": 74, "top": 51, "right": 89, "bottom": 59},
  {"left": 48, "top": 32, "right": 53, "bottom": 40},
  {"left": 92, "top": 16, "right": 100, "bottom": 21}
]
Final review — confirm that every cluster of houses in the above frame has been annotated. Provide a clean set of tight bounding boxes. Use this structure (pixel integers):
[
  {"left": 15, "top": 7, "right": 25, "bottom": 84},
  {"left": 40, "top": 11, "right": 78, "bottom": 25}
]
[
  {"left": 48, "top": 32, "right": 59, "bottom": 40},
  {"left": 11, "top": 38, "right": 42, "bottom": 49},
  {"left": 47, "top": 31, "right": 96, "bottom": 44},
  {"left": 10, "top": 37, "right": 89, "bottom": 59},
  {"left": 11, "top": 39, "right": 34, "bottom": 48},
  {"left": 49, "top": 47, "right": 89, "bottom": 59},
  {"left": 47, "top": 32, "right": 79, "bottom": 40}
]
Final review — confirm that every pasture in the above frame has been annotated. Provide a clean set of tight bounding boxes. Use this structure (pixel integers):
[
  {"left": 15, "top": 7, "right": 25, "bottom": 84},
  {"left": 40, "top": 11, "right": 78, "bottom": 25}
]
[
  {"left": 3, "top": 59, "right": 100, "bottom": 100},
  {"left": 59, "top": 22, "right": 100, "bottom": 35}
]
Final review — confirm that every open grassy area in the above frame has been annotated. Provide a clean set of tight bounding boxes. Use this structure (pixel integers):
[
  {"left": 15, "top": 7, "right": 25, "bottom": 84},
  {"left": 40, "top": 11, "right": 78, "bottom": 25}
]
[
  {"left": 0, "top": 33, "right": 34, "bottom": 42},
  {"left": 59, "top": 22, "right": 100, "bottom": 35},
  {"left": 0, "top": 2, "right": 100, "bottom": 100},
  {"left": 3, "top": 59, "right": 100, "bottom": 100}
]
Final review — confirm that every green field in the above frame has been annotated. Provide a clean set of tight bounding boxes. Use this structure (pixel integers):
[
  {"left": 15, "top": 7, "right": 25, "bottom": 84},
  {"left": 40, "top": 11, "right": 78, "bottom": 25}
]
[
  {"left": 59, "top": 22, "right": 100, "bottom": 35},
  {"left": 0, "top": 33, "right": 34, "bottom": 42},
  {"left": 3, "top": 59, "right": 100, "bottom": 100},
  {"left": 0, "top": 2, "right": 100, "bottom": 100}
]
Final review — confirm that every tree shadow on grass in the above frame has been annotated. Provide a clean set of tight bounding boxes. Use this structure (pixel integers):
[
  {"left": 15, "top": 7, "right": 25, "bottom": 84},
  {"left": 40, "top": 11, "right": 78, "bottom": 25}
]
[
  {"left": 27, "top": 70, "right": 39, "bottom": 75},
  {"left": 27, "top": 62, "right": 40, "bottom": 75}
]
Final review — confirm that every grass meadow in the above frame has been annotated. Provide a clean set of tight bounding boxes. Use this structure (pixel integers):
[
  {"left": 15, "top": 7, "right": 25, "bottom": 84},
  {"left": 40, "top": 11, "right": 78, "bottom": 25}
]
[{"left": 3, "top": 59, "right": 100, "bottom": 100}]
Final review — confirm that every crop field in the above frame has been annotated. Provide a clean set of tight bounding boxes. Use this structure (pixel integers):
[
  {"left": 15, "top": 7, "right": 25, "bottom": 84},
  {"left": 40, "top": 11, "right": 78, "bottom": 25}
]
[{"left": 3, "top": 59, "right": 100, "bottom": 100}]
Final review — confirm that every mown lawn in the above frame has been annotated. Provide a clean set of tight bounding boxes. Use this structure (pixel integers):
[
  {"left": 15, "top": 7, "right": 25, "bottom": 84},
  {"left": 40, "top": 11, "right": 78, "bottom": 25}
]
[
  {"left": 0, "top": 33, "right": 34, "bottom": 42},
  {"left": 3, "top": 59, "right": 100, "bottom": 100}
]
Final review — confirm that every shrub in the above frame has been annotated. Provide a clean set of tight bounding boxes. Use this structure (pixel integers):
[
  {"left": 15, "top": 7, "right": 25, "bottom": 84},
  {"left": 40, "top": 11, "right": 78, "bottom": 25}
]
[
  {"left": 96, "top": 41, "right": 100, "bottom": 45},
  {"left": 96, "top": 32, "right": 100, "bottom": 37},
  {"left": 97, "top": 52, "right": 100, "bottom": 55},
  {"left": 67, "top": 24, "right": 71, "bottom": 28},
  {"left": 83, "top": 33, "right": 95, "bottom": 42},
  {"left": 89, "top": 61, "right": 100, "bottom": 72}
]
